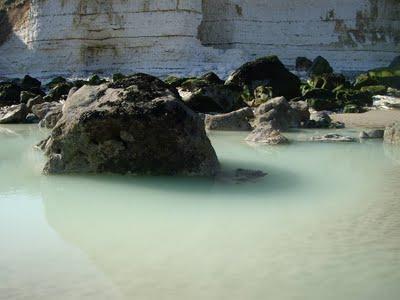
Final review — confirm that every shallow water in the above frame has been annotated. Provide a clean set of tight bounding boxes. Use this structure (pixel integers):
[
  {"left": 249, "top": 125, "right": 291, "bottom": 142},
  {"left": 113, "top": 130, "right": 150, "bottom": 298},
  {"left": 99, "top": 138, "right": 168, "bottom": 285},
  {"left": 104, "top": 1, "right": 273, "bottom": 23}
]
[{"left": 1, "top": 125, "right": 400, "bottom": 300}]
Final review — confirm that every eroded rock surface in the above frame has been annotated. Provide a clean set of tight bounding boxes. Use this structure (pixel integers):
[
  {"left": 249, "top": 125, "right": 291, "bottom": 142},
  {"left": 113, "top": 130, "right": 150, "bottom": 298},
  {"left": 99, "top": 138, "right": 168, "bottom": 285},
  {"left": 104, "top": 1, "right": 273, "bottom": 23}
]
[
  {"left": 41, "top": 74, "right": 220, "bottom": 176},
  {"left": 205, "top": 107, "right": 254, "bottom": 131}
]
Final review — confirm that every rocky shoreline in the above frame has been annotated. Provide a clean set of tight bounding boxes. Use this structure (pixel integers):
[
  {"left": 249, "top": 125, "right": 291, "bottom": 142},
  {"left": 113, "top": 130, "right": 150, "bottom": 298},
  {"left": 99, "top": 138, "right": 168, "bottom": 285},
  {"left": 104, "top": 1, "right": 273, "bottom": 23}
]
[{"left": 1, "top": 54, "right": 400, "bottom": 175}]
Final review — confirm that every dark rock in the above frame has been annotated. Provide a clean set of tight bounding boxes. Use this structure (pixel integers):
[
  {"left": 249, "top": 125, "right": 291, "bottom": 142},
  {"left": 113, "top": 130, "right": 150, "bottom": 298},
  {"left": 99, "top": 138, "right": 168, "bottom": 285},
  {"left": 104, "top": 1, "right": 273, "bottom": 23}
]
[
  {"left": 308, "top": 56, "right": 333, "bottom": 77},
  {"left": 21, "top": 75, "right": 41, "bottom": 93},
  {"left": 40, "top": 74, "right": 220, "bottom": 176},
  {"left": 233, "top": 169, "right": 267, "bottom": 183},
  {"left": 0, "top": 82, "right": 21, "bottom": 106},
  {"left": 44, "top": 82, "right": 73, "bottom": 102},
  {"left": 226, "top": 55, "right": 301, "bottom": 100},
  {"left": 179, "top": 78, "right": 245, "bottom": 113},
  {"left": 0, "top": 103, "right": 27, "bottom": 124},
  {"left": 200, "top": 72, "right": 224, "bottom": 85},
  {"left": 205, "top": 107, "right": 254, "bottom": 131},
  {"left": 307, "top": 97, "right": 338, "bottom": 111},
  {"left": 88, "top": 75, "right": 107, "bottom": 86},
  {"left": 384, "top": 122, "right": 400, "bottom": 145},
  {"left": 112, "top": 73, "right": 126, "bottom": 82},
  {"left": 336, "top": 89, "right": 373, "bottom": 108},
  {"left": 359, "top": 129, "right": 384, "bottom": 139},
  {"left": 295, "top": 57, "right": 313, "bottom": 72},
  {"left": 389, "top": 56, "right": 400, "bottom": 68},
  {"left": 25, "top": 113, "right": 40, "bottom": 124},
  {"left": 164, "top": 76, "right": 195, "bottom": 88},
  {"left": 46, "top": 76, "right": 67, "bottom": 89}
]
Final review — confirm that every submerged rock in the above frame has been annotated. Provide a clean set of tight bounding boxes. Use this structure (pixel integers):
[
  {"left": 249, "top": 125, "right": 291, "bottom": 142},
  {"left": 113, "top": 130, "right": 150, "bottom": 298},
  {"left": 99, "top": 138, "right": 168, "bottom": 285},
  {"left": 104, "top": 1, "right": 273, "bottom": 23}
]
[
  {"left": 233, "top": 169, "right": 267, "bottom": 183},
  {"left": 205, "top": 107, "right": 254, "bottom": 131},
  {"left": 359, "top": 130, "right": 384, "bottom": 139},
  {"left": 310, "top": 134, "right": 356, "bottom": 143},
  {"left": 384, "top": 122, "right": 400, "bottom": 145},
  {"left": 41, "top": 74, "right": 219, "bottom": 176}
]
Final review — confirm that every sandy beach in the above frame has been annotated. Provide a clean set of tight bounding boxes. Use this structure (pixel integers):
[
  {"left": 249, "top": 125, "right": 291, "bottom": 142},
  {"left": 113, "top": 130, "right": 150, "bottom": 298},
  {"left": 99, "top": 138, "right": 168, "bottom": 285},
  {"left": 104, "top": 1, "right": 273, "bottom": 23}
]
[{"left": 331, "top": 110, "right": 400, "bottom": 129}]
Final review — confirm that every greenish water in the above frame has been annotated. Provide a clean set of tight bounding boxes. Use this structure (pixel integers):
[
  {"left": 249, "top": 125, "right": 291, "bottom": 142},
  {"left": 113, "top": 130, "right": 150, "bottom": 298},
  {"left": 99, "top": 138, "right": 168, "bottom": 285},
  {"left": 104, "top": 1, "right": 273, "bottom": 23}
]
[{"left": 1, "top": 125, "right": 400, "bottom": 300}]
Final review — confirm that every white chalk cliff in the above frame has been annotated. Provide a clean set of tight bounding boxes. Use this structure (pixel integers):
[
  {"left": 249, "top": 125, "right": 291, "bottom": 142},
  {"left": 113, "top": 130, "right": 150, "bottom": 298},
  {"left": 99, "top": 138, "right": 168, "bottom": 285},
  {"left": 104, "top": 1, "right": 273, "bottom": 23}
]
[{"left": 0, "top": 0, "right": 399, "bottom": 79}]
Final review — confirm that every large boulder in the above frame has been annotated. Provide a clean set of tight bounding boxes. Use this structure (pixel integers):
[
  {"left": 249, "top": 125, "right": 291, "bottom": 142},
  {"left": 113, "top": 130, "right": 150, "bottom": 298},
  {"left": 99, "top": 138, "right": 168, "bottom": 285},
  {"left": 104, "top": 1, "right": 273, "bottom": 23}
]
[
  {"left": 226, "top": 56, "right": 301, "bottom": 100},
  {"left": 41, "top": 74, "right": 219, "bottom": 176},
  {"left": 384, "top": 122, "right": 400, "bottom": 145},
  {"left": 0, "top": 103, "right": 27, "bottom": 124},
  {"left": 178, "top": 78, "right": 245, "bottom": 113},
  {"left": 205, "top": 107, "right": 254, "bottom": 131}
]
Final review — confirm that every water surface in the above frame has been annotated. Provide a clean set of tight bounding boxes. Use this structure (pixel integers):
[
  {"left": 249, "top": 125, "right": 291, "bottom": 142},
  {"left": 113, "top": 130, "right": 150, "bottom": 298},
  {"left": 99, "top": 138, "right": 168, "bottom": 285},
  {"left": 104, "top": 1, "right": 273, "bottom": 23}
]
[{"left": 1, "top": 125, "right": 400, "bottom": 300}]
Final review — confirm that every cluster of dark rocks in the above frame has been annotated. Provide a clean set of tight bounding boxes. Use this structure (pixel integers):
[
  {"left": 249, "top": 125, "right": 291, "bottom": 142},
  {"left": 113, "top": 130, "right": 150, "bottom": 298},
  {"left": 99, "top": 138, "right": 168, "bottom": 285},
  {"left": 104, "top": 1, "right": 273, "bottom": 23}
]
[
  {"left": 0, "top": 74, "right": 106, "bottom": 127},
  {"left": 0, "top": 54, "right": 399, "bottom": 176}
]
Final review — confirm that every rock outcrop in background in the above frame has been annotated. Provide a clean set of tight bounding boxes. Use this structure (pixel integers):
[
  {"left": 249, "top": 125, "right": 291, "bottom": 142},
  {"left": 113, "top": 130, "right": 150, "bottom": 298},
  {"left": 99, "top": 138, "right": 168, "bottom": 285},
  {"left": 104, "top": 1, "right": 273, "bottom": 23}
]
[{"left": 0, "top": 0, "right": 399, "bottom": 79}]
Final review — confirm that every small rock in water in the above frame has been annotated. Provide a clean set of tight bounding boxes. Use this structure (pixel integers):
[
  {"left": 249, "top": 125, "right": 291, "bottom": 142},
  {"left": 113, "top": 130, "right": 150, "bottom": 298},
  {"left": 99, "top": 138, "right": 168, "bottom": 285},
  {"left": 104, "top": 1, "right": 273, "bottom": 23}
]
[
  {"left": 246, "top": 123, "right": 289, "bottom": 145},
  {"left": 384, "top": 122, "right": 400, "bottom": 145},
  {"left": 234, "top": 169, "right": 267, "bottom": 183},
  {"left": 310, "top": 134, "right": 356, "bottom": 143},
  {"left": 359, "top": 129, "right": 384, "bottom": 139}
]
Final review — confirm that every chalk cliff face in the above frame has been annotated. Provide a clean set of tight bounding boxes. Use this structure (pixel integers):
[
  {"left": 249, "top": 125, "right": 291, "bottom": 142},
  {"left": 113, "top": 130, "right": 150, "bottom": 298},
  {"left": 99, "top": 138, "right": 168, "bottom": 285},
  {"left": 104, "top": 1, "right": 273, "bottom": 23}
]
[{"left": 0, "top": 0, "right": 399, "bottom": 79}]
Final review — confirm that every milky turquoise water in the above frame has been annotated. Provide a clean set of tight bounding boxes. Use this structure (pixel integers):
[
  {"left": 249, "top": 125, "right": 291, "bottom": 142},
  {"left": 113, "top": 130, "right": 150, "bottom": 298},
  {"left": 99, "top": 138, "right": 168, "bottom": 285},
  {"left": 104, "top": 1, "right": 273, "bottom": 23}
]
[{"left": 0, "top": 125, "right": 400, "bottom": 300}]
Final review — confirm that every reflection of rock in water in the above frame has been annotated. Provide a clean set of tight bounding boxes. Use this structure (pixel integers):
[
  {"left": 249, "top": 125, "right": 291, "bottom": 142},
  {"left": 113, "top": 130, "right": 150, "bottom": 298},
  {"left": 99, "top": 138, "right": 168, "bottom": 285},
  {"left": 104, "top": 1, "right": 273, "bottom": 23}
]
[
  {"left": 384, "top": 143, "right": 400, "bottom": 165},
  {"left": 40, "top": 169, "right": 276, "bottom": 299}
]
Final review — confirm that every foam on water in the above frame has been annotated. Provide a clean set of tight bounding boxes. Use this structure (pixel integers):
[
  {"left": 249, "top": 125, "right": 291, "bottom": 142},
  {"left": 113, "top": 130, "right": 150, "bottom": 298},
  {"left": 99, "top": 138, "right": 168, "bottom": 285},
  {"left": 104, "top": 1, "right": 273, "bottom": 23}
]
[{"left": 1, "top": 125, "right": 400, "bottom": 300}]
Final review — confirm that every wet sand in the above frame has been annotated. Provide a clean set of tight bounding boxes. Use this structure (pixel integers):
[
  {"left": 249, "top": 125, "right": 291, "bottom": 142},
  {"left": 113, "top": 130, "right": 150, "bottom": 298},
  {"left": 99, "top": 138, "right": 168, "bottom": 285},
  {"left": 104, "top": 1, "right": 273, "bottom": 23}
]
[{"left": 331, "top": 110, "right": 400, "bottom": 129}]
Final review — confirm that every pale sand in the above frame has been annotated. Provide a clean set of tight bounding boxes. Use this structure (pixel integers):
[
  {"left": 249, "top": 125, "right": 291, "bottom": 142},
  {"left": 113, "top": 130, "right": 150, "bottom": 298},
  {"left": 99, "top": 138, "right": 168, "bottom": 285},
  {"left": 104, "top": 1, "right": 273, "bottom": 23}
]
[{"left": 331, "top": 110, "right": 400, "bottom": 129}]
